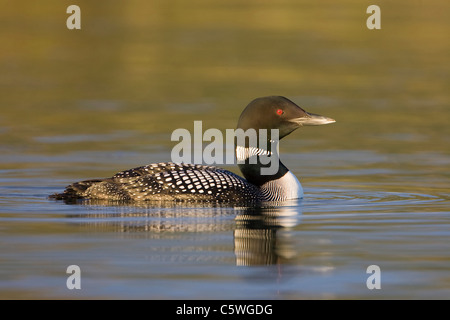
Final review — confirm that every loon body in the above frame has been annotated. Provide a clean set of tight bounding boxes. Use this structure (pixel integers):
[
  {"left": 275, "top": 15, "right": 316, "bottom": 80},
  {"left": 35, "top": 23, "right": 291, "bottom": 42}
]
[{"left": 51, "top": 96, "right": 335, "bottom": 203}]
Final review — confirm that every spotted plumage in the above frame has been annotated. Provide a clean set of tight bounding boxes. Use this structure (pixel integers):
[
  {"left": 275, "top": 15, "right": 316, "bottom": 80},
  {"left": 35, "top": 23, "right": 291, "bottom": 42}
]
[{"left": 52, "top": 162, "right": 264, "bottom": 203}]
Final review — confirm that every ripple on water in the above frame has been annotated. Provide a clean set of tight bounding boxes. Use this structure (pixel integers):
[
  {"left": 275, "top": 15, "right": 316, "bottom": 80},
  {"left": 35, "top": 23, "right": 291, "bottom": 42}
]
[{"left": 304, "top": 187, "right": 446, "bottom": 214}]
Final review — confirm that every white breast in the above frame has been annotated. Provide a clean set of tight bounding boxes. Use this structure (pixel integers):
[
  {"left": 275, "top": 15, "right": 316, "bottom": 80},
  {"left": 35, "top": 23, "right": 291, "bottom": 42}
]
[{"left": 260, "top": 171, "right": 303, "bottom": 201}]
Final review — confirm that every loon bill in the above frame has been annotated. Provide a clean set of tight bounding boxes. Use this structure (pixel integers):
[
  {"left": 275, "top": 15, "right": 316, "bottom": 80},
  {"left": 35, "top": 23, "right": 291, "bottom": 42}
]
[{"left": 50, "top": 96, "right": 335, "bottom": 203}]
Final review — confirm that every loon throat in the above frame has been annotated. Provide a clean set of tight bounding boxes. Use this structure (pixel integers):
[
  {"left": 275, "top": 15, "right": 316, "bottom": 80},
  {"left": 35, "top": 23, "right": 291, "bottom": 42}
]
[
  {"left": 235, "top": 144, "right": 302, "bottom": 201},
  {"left": 50, "top": 96, "right": 335, "bottom": 203}
]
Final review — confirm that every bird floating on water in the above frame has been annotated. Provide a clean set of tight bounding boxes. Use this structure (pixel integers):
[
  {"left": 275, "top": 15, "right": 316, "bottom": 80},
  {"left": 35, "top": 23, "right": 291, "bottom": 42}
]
[{"left": 50, "top": 96, "right": 335, "bottom": 203}]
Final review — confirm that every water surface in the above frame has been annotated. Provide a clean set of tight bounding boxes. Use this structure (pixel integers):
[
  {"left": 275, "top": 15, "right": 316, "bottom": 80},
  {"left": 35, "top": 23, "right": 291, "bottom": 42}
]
[{"left": 1, "top": 0, "right": 449, "bottom": 299}]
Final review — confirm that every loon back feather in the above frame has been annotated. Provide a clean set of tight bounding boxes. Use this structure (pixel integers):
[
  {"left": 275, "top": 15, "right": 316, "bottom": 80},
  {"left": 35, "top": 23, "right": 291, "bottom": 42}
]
[{"left": 51, "top": 163, "right": 264, "bottom": 203}]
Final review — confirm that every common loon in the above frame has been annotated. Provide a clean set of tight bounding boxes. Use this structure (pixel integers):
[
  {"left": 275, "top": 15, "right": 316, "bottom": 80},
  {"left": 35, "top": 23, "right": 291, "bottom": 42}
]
[{"left": 50, "top": 96, "right": 335, "bottom": 203}]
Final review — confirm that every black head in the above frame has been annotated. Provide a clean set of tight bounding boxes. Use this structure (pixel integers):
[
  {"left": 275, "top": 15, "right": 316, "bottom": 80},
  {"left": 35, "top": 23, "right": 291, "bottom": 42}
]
[{"left": 237, "top": 96, "right": 335, "bottom": 139}]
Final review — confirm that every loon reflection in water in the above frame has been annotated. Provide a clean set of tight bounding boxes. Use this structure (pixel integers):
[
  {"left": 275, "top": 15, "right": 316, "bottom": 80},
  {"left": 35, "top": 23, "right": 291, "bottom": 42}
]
[
  {"left": 50, "top": 96, "right": 335, "bottom": 204},
  {"left": 68, "top": 201, "right": 302, "bottom": 266}
]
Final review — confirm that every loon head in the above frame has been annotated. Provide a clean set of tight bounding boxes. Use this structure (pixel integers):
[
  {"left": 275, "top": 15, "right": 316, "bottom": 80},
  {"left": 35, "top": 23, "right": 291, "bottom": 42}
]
[
  {"left": 237, "top": 96, "right": 335, "bottom": 138},
  {"left": 236, "top": 96, "right": 336, "bottom": 191}
]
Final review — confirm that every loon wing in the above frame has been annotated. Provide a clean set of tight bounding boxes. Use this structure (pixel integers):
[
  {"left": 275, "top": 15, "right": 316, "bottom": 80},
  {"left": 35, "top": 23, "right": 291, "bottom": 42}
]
[
  {"left": 116, "top": 163, "right": 263, "bottom": 202},
  {"left": 112, "top": 162, "right": 218, "bottom": 179}
]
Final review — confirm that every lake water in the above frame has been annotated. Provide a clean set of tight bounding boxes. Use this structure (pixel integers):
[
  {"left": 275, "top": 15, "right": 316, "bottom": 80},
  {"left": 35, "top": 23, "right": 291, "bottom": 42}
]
[{"left": 1, "top": 1, "right": 449, "bottom": 299}]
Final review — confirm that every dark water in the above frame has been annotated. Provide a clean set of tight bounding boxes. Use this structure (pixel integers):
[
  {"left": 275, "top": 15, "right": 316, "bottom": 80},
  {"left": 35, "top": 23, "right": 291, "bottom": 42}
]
[{"left": 1, "top": 1, "right": 449, "bottom": 299}]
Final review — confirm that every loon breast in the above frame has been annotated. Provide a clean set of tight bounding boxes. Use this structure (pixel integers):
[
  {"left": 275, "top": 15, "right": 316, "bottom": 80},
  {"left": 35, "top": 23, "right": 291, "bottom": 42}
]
[{"left": 260, "top": 171, "right": 303, "bottom": 201}]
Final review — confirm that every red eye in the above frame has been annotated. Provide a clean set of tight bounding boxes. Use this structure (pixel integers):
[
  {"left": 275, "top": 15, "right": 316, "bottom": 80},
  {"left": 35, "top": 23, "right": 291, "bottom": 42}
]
[{"left": 276, "top": 109, "right": 284, "bottom": 115}]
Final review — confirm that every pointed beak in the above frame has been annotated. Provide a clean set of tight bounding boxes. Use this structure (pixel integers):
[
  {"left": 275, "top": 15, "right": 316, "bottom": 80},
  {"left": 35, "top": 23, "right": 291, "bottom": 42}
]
[{"left": 292, "top": 112, "right": 336, "bottom": 126}]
